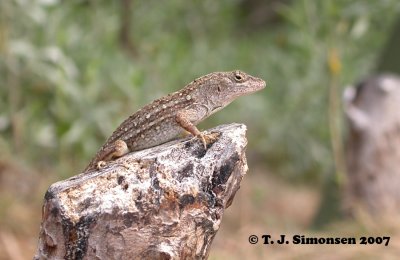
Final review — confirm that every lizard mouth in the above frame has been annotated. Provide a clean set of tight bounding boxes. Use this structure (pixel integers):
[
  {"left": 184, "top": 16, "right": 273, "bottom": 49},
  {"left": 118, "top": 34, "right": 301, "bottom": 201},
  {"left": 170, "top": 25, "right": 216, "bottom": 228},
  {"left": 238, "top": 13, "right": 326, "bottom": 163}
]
[
  {"left": 249, "top": 78, "right": 267, "bottom": 93},
  {"left": 258, "top": 78, "right": 267, "bottom": 89},
  {"left": 233, "top": 78, "right": 266, "bottom": 100}
]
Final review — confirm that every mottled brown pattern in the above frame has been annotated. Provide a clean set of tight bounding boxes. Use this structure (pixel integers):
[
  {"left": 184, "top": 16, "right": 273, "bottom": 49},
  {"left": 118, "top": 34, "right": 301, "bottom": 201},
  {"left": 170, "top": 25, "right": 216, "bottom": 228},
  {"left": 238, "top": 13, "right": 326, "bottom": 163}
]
[{"left": 84, "top": 70, "right": 266, "bottom": 172}]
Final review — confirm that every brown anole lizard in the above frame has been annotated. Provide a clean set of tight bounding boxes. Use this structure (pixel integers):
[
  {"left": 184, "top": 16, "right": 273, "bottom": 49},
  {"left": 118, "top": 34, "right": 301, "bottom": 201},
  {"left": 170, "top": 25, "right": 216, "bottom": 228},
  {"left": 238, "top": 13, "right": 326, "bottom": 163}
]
[{"left": 84, "top": 70, "right": 266, "bottom": 172}]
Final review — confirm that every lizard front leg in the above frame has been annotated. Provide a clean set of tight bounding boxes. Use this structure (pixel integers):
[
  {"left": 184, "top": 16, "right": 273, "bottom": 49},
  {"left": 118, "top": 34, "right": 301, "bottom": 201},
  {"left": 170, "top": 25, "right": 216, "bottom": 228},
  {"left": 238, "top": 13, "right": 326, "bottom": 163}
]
[
  {"left": 96, "top": 139, "right": 129, "bottom": 169},
  {"left": 175, "top": 105, "right": 210, "bottom": 149}
]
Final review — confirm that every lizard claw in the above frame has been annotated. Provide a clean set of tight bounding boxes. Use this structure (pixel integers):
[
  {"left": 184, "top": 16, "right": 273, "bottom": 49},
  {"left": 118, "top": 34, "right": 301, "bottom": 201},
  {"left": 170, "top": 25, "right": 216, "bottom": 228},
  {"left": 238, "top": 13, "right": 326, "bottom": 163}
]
[{"left": 196, "top": 133, "right": 207, "bottom": 149}]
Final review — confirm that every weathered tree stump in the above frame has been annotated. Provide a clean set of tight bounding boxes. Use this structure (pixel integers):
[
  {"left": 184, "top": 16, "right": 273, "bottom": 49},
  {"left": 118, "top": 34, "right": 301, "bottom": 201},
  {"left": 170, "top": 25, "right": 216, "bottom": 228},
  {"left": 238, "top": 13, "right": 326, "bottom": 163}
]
[
  {"left": 344, "top": 74, "right": 400, "bottom": 216},
  {"left": 34, "top": 123, "right": 249, "bottom": 260}
]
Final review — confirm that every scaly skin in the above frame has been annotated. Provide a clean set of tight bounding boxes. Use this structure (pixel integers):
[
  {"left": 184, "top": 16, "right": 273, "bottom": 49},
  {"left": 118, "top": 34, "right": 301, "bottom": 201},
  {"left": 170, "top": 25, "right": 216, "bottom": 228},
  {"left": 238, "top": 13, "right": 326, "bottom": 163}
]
[{"left": 84, "top": 70, "right": 266, "bottom": 172}]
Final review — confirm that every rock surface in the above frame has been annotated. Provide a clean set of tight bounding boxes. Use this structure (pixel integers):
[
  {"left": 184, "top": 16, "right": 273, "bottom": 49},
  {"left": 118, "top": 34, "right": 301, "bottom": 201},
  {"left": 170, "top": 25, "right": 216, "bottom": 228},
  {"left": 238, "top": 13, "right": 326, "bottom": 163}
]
[{"left": 34, "top": 123, "right": 249, "bottom": 260}]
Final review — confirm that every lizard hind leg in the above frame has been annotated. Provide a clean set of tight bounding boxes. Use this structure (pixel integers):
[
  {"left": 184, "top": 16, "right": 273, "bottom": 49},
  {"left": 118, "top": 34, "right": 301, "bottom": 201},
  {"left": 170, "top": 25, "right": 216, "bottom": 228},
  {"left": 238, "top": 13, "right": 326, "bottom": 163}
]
[{"left": 96, "top": 139, "right": 129, "bottom": 170}]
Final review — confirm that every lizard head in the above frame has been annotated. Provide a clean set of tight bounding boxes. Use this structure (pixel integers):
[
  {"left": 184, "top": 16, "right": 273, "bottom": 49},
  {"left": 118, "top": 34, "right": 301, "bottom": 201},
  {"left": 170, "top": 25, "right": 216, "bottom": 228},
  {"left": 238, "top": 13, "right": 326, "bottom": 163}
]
[{"left": 204, "top": 70, "right": 266, "bottom": 111}]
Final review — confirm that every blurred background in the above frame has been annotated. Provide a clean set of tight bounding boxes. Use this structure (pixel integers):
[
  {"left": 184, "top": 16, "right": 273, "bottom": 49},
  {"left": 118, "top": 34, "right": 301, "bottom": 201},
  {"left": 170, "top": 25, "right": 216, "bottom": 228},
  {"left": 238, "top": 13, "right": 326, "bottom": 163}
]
[{"left": 1, "top": 0, "right": 400, "bottom": 259}]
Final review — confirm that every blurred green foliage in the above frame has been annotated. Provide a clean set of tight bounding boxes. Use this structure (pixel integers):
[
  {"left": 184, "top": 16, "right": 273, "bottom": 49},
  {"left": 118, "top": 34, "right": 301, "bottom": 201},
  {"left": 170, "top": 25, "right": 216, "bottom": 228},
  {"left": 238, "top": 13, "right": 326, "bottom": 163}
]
[{"left": 0, "top": 0, "right": 399, "bottom": 179}]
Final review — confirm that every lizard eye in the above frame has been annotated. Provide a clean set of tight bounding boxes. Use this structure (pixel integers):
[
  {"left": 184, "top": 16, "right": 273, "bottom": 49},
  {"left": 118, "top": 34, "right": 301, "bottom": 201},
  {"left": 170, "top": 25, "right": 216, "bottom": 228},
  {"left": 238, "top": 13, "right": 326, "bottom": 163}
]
[
  {"left": 217, "top": 86, "right": 221, "bottom": 92},
  {"left": 234, "top": 72, "right": 244, "bottom": 82}
]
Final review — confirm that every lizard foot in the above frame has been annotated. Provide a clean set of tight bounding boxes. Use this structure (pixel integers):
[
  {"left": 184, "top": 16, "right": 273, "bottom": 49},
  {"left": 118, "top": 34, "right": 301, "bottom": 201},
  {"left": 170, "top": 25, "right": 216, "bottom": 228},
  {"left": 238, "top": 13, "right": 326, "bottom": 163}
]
[
  {"left": 95, "top": 140, "right": 129, "bottom": 170},
  {"left": 97, "top": 160, "right": 107, "bottom": 170},
  {"left": 196, "top": 132, "right": 220, "bottom": 149}
]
